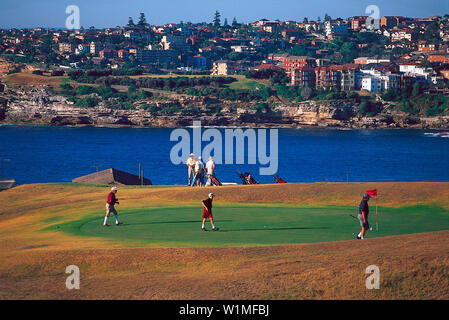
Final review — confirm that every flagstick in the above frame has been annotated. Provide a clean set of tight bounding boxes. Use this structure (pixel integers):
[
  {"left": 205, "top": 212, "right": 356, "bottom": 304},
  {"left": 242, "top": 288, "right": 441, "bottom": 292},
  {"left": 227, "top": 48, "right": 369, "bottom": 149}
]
[{"left": 375, "top": 195, "right": 378, "bottom": 231}]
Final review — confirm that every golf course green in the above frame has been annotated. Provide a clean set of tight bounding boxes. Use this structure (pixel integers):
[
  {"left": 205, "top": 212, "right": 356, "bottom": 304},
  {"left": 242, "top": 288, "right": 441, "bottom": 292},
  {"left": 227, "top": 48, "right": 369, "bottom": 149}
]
[{"left": 49, "top": 205, "right": 449, "bottom": 247}]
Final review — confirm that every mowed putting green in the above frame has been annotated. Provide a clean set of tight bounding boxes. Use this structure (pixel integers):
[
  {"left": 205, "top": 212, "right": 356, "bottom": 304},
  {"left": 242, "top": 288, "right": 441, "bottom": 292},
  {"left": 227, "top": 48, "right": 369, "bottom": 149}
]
[{"left": 49, "top": 205, "right": 449, "bottom": 247}]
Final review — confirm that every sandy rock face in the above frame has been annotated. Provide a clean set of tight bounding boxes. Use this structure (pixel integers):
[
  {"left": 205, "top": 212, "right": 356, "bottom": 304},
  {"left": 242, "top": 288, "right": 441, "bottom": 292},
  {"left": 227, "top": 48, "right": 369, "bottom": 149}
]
[{"left": 1, "top": 85, "right": 448, "bottom": 129}]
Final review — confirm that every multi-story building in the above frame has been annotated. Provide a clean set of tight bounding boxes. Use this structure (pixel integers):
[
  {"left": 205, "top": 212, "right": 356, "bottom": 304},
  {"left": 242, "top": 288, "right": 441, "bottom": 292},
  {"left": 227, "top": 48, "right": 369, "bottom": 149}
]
[
  {"left": 360, "top": 69, "right": 400, "bottom": 92},
  {"left": 188, "top": 55, "right": 210, "bottom": 71},
  {"left": 160, "top": 35, "right": 190, "bottom": 52},
  {"left": 284, "top": 56, "right": 317, "bottom": 79},
  {"left": 350, "top": 17, "right": 366, "bottom": 31},
  {"left": 291, "top": 64, "right": 360, "bottom": 91},
  {"left": 292, "top": 66, "right": 316, "bottom": 87},
  {"left": 137, "top": 49, "right": 179, "bottom": 66},
  {"left": 211, "top": 60, "right": 236, "bottom": 75},
  {"left": 90, "top": 41, "right": 104, "bottom": 55},
  {"left": 324, "top": 20, "right": 349, "bottom": 38}
]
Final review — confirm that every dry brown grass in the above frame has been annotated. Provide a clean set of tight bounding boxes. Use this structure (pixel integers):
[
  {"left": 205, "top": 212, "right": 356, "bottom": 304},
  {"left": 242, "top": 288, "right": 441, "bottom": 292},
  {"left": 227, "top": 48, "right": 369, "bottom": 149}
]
[
  {"left": 2, "top": 72, "right": 66, "bottom": 88},
  {"left": 0, "top": 231, "right": 448, "bottom": 299}
]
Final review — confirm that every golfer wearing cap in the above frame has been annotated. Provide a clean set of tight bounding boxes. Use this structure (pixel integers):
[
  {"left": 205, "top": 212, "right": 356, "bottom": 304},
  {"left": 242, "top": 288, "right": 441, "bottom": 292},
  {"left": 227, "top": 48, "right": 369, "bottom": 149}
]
[
  {"left": 186, "top": 153, "right": 196, "bottom": 186},
  {"left": 103, "top": 186, "right": 123, "bottom": 227},
  {"left": 194, "top": 156, "right": 205, "bottom": 187},
  {"left": 201, "top": 193, "right": 219, "bottom": 231},
  {"left": 357, "top": 193, "right": 370, "bottom": 239}
]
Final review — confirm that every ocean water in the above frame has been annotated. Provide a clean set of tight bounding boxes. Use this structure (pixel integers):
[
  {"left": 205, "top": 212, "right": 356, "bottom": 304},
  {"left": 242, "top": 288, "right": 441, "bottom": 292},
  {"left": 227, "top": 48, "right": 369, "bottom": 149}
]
[{"left": 0, "top": 125, "right": 448, "bottom": 185}]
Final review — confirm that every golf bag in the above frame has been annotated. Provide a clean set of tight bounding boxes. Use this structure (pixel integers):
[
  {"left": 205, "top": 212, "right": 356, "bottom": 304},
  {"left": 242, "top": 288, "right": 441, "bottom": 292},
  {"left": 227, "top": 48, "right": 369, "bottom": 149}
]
[
  {"left": 236, "top": 170, "right": 258, "bottom": 184},
  {"left": 210, "top": 175, "right": 222, "bottom": 186},
  {"left": 273, "top": 174, "right": 287, "bottom": 183},
  {"left": 190, "top": 173, "right": 198, "bottom": 187}
]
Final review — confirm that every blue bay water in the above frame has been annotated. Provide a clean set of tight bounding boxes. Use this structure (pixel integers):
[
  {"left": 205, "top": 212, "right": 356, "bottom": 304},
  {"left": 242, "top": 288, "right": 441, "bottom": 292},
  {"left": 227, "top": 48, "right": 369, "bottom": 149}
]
[{"left": 0, "top": 125, "right": 448, "bottom": 185}]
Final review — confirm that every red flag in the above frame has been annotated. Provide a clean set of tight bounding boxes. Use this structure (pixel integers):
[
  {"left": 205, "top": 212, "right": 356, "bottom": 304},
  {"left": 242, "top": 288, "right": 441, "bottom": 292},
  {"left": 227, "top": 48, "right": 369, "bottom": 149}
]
[{"left": 366, "top": 189, "right": 377, "bottom": 197}]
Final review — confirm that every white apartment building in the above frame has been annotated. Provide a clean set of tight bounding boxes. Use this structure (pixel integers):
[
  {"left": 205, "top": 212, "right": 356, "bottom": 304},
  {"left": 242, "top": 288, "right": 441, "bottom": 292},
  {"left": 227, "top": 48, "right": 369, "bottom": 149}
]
[{"left": 360, "top": 69, "right": 400, "bottom": 92}]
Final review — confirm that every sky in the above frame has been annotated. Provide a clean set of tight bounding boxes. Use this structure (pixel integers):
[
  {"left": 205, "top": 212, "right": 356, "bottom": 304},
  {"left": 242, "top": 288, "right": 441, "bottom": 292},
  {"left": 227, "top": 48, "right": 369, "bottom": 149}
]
[{"left": 0, "top": 0, "right": 448, "bottom": 29}]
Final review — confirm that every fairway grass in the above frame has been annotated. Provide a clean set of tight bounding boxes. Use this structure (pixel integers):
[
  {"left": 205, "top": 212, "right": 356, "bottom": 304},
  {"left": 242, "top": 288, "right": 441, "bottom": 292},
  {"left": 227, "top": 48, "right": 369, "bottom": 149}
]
[{"left": 49, "top": 205, "right": 449, "bottom": 248}]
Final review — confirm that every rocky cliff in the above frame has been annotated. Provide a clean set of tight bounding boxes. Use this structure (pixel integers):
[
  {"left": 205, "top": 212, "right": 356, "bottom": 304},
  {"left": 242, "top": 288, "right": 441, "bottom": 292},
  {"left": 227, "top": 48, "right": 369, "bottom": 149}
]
[{"left": 1, "top": 85, "right": 448, "bottom": 129}]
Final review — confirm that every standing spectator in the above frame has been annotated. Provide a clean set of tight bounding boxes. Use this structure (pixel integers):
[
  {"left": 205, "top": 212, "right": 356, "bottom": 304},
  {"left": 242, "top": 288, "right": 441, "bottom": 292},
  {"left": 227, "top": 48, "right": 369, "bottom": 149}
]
[
  {"left": 205, "top": 156, "right": 216, "bottom": 186},
  {"left": 185, "top": 153, "right": 195, "bottom": 186},
  {"left": 195, "top": 156, "right": 205, "bottom": 187}
]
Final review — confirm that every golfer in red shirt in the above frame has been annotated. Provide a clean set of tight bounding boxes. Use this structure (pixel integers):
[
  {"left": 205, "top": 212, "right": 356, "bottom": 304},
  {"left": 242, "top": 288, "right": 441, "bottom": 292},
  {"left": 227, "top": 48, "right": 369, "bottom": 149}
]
[
  {"left": 202, "top": 193, "right": 219, "bottom": 231},
  {"left": 103, "top": 186, "right": 123, "bottom": 227}
]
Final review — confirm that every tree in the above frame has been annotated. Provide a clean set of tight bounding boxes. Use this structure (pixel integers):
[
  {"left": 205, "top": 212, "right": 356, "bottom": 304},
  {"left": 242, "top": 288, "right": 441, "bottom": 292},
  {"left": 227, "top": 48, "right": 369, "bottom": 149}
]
[
  {"left": 412, "top": 83, "right": 422, "bottom": 97},
  {"left": 301, "top": 86, "right": 313, "bottom": 100},
  {"left": 317, "top": 16, "right": 321, "bottom": 23},
  {"left": 213, "top": 10, "right": 221, "bottom": 28},
  {"left": 289, "top": 44, "right": 307, "bottom": 56},
  {"left": 138, "top": 13, "right": 148, "bottom": 27},
  {"left": 232, "top": 17, "right": 238, "bottom": 28},
  {"left": 224, "top": 18, "right": 229, "bottom": 27},
  {"left": 303, "top": 17, "right": 309, "bottom": 23},
  {"left": 324, "top": 13, "right": 331, "bottom": 22},
  {"left": 127, "top": 17, "right": 135, "bottom": 27}
]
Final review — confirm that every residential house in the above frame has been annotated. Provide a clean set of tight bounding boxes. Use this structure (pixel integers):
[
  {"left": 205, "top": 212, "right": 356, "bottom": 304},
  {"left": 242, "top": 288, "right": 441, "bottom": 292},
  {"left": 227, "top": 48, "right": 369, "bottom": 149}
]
[
  {"left": 230, "top": 45, "right": 252, "bottom": 53},
  {"left": 281, "top": 29, "right": 302, "bottom": 40},
  {"left": 58, "top": 42, "right": 74, "bottom": 53},
  {"left": 428, "top": 54, "right": 449, "bottom": 64},
  {"left": 380, "top": 16, "right": 398, "bottom": 28},
  {"left": 99, "top": 49, "right": 117, "bottom": 59},
  {"left": 75, "top": 44, "right": 90, "bottom": 55},
  {"left": 117, "top": 49, "right": 129, "bottom": 59},
  {"left": 439, "top": 69, "right": 449, "bottom": 80},
  {"left": 418, "top": 41, "right": 438, "bottom": 52},
  {"left": 391, "top": 29, "right": 414, "bottom": 42}
]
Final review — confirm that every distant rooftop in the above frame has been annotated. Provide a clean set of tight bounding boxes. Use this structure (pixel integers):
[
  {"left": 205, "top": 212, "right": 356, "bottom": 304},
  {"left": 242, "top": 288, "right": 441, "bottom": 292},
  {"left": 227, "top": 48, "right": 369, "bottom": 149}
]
[{"left": 72, "top": 168, "right": 152, "bottom": 186}]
